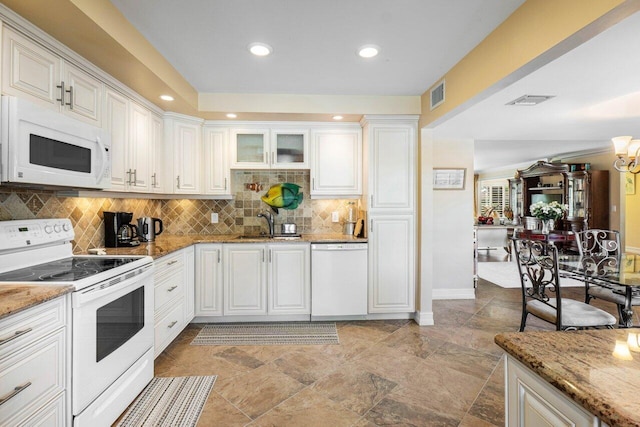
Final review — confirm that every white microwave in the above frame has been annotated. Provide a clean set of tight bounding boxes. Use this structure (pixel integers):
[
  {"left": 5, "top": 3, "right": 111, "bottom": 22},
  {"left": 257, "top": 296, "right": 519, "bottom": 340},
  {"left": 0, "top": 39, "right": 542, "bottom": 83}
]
[{"left": 1, "top": 96, "right": 111, "bottom": 189}]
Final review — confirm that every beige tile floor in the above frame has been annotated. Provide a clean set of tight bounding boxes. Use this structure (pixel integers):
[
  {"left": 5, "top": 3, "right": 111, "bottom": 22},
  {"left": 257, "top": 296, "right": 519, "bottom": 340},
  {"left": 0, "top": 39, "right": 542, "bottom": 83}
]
[{"left": 152, "top": 264, "right": 634, "bottom": 427}]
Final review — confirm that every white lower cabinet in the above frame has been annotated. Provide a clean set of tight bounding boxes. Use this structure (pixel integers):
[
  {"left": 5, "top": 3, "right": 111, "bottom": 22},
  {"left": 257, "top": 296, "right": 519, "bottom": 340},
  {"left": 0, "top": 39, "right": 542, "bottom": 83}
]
[
  {"left": 195, "top": 244, "right": 223, "bottom": 317},
  {"left": 269, "top": 244, "right": 310, "bottom": 314},
  {"left": 223, "top": 244, "right": 268, "bottom": 315},
  {"left": 505, "top": 355, "right": 603, "bottom": 427},
  {"left": 153, "top": 247, "right": 195, "bottom": 357},
  {"left": 368, "top": 215, "right": 415, "bottom": 313},
  {"left": 204, "top": 243, "right": 310, "bottom": 319},
  {"left": 0, "top": 296, "right": 69, "bottom": 427}
]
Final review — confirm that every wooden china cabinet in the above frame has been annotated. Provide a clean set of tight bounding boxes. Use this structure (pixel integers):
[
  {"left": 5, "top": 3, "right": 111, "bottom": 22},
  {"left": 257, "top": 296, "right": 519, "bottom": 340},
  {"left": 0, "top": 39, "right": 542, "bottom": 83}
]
[{"left": 510, "top": 161, "right": 609, "bottom": 251}]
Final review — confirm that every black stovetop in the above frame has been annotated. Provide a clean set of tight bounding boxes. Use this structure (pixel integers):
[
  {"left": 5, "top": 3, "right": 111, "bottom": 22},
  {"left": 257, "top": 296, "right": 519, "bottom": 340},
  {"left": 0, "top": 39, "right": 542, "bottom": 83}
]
[{"left": 0, "top": 257, "right": 139, "bottom": 282}]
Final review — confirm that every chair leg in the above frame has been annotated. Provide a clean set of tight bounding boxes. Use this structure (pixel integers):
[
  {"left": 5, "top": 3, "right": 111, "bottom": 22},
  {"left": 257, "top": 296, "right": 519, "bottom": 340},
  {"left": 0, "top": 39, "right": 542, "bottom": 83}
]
[{"left": 519, "top": 311, "right": 528, "bottom": 332}]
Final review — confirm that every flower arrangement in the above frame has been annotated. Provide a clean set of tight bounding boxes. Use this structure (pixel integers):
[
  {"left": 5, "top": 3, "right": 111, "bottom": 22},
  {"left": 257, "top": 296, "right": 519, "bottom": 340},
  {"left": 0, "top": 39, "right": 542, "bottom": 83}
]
[{"left": 529, "top": 201, "right": 568, "bottom": 221}]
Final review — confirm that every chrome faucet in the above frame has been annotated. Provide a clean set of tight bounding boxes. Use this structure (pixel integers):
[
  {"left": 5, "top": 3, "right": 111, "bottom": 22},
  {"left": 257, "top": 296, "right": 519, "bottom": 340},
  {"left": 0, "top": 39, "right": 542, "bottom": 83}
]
[{"left": 257, "top": 211, "right": 275, "bottom": 237}]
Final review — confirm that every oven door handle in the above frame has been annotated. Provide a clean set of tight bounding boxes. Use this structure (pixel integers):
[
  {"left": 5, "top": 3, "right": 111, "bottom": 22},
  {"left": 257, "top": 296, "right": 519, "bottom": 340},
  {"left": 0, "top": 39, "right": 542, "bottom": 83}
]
[{"left": 73, "top": 265, "right": 154, "bottom": 308}]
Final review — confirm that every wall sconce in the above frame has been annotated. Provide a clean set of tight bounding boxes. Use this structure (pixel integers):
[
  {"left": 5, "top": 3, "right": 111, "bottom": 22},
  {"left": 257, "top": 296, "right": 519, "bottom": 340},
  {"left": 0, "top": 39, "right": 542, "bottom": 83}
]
[{"left": 612, "top": 136, "right": 640, "bottom": 174}]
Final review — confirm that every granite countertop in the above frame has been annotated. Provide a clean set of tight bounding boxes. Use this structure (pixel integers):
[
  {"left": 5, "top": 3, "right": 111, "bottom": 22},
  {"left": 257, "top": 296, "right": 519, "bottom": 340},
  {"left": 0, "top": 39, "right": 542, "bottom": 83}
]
[
  {"left": 85, "top": 233, "right": 367, "bottom": 259},
  {"left": 0, "top": 233, "right": 365, "bottom": 320},
  {"left": 0, "top": 284, "right": 73, "bottom": 320},
  {"left": 495, "top": 329, "right": 640, "bottom": 427}
]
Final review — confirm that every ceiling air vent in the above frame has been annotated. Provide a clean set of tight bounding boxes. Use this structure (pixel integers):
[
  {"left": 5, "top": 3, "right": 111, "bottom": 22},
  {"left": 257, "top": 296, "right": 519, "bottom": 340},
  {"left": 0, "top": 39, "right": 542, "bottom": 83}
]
[
  {"left": 430, "top": 80, "right": 445, "bottom": 110},
  {"left": 506, "top": 95, "right": 555, "bottom": 106}
]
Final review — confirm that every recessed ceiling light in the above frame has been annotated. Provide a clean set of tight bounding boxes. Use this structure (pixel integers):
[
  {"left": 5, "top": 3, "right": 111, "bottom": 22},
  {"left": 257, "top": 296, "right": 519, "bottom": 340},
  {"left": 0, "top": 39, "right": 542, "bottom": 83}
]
[
  {"left": 332, "top": 115, "right": 344, "bottom": 120},
  {"left": 357, "top": 45, "right": 380, "bottom": 58},
  {"left": 226, "top": 113, "right": 237, "bottom": 119},
  {"left": 248, "top": 42, "right": 273, "bottom": 57},
  {"left": 160, "top": 94, "right": 174, "bottom": 101}
]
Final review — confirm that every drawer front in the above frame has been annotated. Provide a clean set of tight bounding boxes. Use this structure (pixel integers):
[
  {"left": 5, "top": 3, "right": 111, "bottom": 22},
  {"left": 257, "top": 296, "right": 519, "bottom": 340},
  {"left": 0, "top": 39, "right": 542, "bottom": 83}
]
[
  {"left": 155, "top": 270, "right": 184, "bottom": 311},
  {"left": 154, "top": 252, "right": 184, "bottom": 279},
  {"left": 154, "top": 302, "right": 185, "bottom": 357},
  {"left": 0, "top": 296, "right": 66, "bottom": 358},
  {"left": 0, "top": 329, "right": 66, "bottom": 426},
  {"left": 16, "top": 392, "right": 66, "bottom": 427}
]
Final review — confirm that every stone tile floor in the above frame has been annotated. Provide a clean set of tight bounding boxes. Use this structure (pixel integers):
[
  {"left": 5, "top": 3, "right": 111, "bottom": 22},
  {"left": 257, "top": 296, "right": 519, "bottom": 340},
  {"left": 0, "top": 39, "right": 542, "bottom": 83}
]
[{"left": 153, "top": 275, "right": 634, "bottom": 426}]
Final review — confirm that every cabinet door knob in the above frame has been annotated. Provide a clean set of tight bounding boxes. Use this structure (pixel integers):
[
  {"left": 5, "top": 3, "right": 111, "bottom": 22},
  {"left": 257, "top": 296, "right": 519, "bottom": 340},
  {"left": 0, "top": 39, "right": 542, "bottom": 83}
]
[{"left": 168, "top": 285, "right": 178, "bottom": 292}]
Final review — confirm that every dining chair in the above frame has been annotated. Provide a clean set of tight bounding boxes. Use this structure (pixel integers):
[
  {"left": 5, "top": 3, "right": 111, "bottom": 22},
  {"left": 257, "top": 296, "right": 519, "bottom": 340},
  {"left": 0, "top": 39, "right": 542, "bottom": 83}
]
[
  {"left": 512, "top": 238, "right": 616, "bottom": 331},
  {"left": 577, "top": 229, "right": 640, "bottom": 325}
]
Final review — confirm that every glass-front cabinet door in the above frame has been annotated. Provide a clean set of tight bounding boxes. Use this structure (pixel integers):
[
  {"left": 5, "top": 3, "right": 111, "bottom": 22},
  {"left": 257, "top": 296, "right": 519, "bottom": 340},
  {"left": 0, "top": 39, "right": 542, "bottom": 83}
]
[
  {"left": 566, "top": 173, "right": 587, "bottom": 219},
  {"left": 230, "top": 128, "right": 309, "bottom": 169},
  {"left": 271, "top": 129, "right": 309, "bottom": 169},
  {"left": 231, "top": 129, "right": 270, "bottom": 169}
]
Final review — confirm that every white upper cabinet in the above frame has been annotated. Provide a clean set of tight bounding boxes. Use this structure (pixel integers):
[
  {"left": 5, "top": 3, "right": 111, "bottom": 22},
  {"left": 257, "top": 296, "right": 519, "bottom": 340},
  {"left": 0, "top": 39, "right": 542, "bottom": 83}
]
[
  {"left": 150, "top": 113, "right": 166, "bottom": 193},
  {"left": 128, "top": 101, "right": 151, "bottom": 192},
  {"left": 231, "top": 128, "right": 270, "bottom": 169},
  {"left": 270, "top": 129, "right": 309, "bottom": 169},
  {"left": 164, "top": 114, "right": 203, "bottom": 194},
  {"left": 362, "top": 116, "right": 418, "bottom": 212},
  {"left": 203, "top": 127, "right": 231, "bottom": 196},
  {"left": 103, "top": 88, "right": 129, "bottom": 191},
  {"left": 61, "top": 62, "right": 102, "bottom": 125},
  {"left": 2, "top": 26, "right": 102, "bottom": 126},
  {"left": 310, "top": 127, "right": 362, "bottom": 197},
  {"left": 230, "top": 126, "right": 309, "bottom": 169},
  {"left": 104, "top": 88, "right": 152, "bottom": 193}
]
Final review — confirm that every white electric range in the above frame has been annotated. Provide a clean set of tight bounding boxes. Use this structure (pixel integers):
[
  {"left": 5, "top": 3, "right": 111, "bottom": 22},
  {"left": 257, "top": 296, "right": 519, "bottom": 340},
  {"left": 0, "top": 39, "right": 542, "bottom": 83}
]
[{"left": 0, "top": 218, "right": 154, "bottom": 426}]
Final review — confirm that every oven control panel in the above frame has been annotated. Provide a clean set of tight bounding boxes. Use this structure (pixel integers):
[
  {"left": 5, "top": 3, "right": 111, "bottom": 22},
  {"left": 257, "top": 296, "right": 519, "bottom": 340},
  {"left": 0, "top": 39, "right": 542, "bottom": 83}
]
[{"left": 0, "top": 218, "right": 74, "bottom": 251}]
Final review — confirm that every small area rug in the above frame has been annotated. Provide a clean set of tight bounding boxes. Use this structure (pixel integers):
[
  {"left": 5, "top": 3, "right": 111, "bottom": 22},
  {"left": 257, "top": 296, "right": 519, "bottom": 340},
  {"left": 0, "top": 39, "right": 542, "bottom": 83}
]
[
  {"left": 191, "top": 322, "right": 339, "bottom": 345},
  {"left": 115, "top": 376, "right": 216, "bottom": 427},
  {"left": 478, "top": 261, "right": 585, "bottom": 288}
]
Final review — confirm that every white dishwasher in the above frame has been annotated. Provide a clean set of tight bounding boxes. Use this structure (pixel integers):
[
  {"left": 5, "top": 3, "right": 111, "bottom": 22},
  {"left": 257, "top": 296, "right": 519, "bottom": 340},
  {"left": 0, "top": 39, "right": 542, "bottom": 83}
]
[{"left": 311, "top": 243, "right": 368, "bottom": 318}]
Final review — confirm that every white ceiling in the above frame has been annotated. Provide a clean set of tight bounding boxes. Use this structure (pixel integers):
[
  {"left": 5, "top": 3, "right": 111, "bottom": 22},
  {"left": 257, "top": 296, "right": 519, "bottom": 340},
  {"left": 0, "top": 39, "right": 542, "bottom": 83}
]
[
  {"left": 109, "top": 0, "right": 524, "bottom": 96},
  {"left": 109, "top": 1, "right": 640, "bottom": 173},
  {"left": 434, "top": 10, "right": 640, "bottom": 173}
]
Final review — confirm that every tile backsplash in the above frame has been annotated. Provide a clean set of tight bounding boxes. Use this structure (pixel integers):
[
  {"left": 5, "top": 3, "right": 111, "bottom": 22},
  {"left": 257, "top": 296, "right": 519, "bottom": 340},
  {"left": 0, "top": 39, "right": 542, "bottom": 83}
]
[{"left": 0, "top": 170, "right": 355, "bottom": 253}]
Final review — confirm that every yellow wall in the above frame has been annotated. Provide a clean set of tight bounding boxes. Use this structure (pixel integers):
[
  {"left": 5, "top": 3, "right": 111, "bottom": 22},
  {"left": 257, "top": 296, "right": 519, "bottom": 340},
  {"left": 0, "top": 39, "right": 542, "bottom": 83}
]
[
  {"left": 420, "top": 0, "right": 635, "bottom": 129},
  {"left": 626, "top": 176, "right": 640, "bottom": 251}
]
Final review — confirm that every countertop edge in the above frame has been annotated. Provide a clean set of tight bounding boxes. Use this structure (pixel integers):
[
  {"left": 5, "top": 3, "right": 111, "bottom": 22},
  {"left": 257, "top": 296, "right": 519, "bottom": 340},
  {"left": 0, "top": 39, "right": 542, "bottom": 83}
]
[
  {"left": 495, "top": 332, "right": 637, "bottom": 427},
  {"left": 85, "top": 234, "right": 368, "bottom": 259},
  {"left": 0, "top": 285, "right": 73, "bottom": 320}
]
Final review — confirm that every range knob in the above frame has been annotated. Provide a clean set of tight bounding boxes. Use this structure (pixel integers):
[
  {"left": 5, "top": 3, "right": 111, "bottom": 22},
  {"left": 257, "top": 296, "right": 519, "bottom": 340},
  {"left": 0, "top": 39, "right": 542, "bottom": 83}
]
[
  {"left": 62, "top": 223, "right": 71, "bottom": 232},
  {"left": 44, "top": 225, "right": 53, "bottom": 234},
  {"left": 54, "top": 224, "right": 61, "bottom": 233}
]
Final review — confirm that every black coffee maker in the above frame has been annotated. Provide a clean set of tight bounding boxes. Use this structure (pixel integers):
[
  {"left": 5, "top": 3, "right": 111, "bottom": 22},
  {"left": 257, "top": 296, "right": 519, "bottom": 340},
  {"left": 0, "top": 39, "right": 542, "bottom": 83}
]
[{"left": 104, "top": 211, "right": 140, "bottom": 247}]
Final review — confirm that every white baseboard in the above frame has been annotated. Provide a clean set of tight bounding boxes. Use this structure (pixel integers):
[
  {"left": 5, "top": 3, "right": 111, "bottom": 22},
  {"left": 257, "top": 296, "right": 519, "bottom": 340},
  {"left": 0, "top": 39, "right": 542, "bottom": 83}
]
[
  {"left": 432, "top": 288, "right": 476, "bottom": 300},
  {"left": 626, "top": 246, "right": 640, "bottom": 254},
  {"left": 414, "top": 311, "right": 434, "bottom": 325}
]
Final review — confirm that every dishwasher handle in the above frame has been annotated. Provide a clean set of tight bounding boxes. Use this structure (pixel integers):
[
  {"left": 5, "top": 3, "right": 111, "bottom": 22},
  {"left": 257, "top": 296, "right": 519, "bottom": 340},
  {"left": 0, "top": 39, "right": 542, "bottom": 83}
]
[{"left": 312, "top": 244, "right": 368, "bottom": 251}]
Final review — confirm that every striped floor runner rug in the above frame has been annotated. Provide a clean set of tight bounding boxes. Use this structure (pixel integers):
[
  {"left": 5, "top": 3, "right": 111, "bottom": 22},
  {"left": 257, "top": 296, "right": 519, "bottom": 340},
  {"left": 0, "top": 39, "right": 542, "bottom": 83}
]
[
  {"left": 191, "top": 322, "right": 339, "bottom": 345},
  {"left": 115, "top": 376, "right": 216, "bottom": 427}
]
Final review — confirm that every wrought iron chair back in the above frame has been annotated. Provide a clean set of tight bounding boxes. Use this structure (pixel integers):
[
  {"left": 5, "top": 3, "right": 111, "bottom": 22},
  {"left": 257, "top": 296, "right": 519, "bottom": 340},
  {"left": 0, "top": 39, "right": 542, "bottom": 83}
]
[
  {"left": 576, "top": 229, "right": 635, "bottom": 326},
  {"left": 513, "top": 238, "right": 563, "bottom": 330}
]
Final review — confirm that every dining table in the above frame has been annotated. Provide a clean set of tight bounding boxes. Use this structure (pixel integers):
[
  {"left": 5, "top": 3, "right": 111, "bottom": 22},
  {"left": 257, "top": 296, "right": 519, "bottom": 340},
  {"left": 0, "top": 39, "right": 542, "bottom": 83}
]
[{"left": 559, "top": 253, "right": 640, "bottom": 328}]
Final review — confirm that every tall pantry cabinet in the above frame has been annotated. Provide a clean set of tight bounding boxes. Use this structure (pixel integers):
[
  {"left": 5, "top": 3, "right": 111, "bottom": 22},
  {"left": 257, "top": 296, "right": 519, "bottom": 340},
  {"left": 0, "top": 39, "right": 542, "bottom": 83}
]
[{"left": 361, "top": 115, "right": 418, "bottom": 315}]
